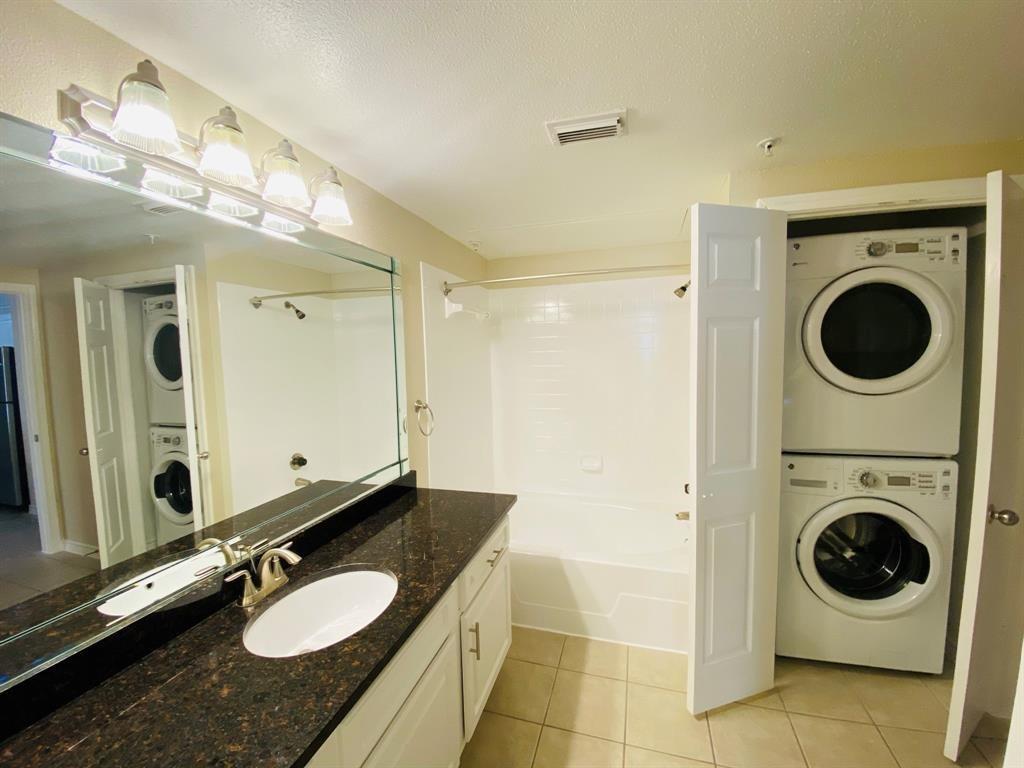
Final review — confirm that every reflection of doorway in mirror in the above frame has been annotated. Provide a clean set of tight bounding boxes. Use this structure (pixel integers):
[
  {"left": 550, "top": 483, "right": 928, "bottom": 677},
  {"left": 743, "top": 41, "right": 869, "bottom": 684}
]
[{"left": 74, "top": 267, "right": 206, "bottom": 567}]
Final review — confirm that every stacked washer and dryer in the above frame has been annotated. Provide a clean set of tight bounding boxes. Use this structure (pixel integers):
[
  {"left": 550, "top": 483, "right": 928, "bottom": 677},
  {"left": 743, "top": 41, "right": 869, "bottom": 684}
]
[
  {"left": 778, "top": 227, "right": 967, "bottom": 674},
  {"left": 143, "top": 294, "right": 193, "bottom": 546}
]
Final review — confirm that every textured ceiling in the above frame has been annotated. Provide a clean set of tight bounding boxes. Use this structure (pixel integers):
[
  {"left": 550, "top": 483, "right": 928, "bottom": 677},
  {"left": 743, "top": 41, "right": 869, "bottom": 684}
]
[{"left": 59, "top": 0, "right": 1024, "bottom": 258}]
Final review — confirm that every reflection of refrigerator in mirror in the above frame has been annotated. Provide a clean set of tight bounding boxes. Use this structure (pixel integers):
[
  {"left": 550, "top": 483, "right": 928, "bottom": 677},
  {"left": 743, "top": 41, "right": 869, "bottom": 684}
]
[{"left": 0, "top": 347, "right": 30, "bottom": 509}]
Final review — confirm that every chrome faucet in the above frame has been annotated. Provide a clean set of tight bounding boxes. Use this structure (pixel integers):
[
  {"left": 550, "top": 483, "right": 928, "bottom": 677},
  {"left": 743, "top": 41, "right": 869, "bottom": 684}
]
[{"left": 225, "top": 541, "right": 302, "bottom": 608}]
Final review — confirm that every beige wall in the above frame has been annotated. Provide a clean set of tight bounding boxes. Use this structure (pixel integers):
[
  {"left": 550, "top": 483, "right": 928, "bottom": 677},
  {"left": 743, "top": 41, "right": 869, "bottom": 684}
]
[
  {"left": 0, "top": 0, "right": 486, "bottom": 486},
  {"left": 729, "top": 138, "right": 1024, "bottom": 206}
]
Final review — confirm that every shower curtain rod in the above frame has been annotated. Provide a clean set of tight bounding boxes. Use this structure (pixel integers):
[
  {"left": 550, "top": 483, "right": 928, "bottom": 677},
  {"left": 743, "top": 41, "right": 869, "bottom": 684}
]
[
  {"left": 249, "top": 286, "right": 398, "bottom": 308},
  {"left": 442, "top": 263, "right": 688, "bottom": 296}
]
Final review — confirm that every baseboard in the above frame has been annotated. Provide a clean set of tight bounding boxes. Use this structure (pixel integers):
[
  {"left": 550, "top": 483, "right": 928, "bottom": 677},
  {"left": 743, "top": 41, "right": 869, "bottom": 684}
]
[{"left": 62, "top": 539, "right": 98, "bottom": 558}]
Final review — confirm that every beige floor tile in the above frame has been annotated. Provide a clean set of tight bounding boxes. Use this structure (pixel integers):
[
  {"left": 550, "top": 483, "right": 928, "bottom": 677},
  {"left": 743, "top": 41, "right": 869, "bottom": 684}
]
[
  {"left": 971, "top": 738, "right": 1006, "bottom": 768},
  {"left": 973, "top": 714, "right": 1011, "bottom": 740},
  {"left": 790, "top": 713, "right": 897, "bottom": 768},
  {"left": 509, "top": 626, "right": 566, "bottom": 667},
  {"left": 879, "top": 727, "right": 989, "bottom": 768},
  {"left": 533, "top": 727, "right": 624, "bottom": 768},
  {"left": 628, "top": 647, "right": 687, "bottom": 691},
  {"left": 485, "top": 658, "right": 556, "bottom": 723},
  {"left": 0, "top": 578, "right": 41, "bottom": 610},
  {"left": 741, "top": 688, "right": 786, "bottom": 710},
  {"left": 775, "top": 659, "right": 871, "bottom": 723},
  {"left": 560, "top": 636, "right": 628, "bottom": 679},
  {"left": 545, "top": 669, "right": 627, "bottom": 741},
  {"left": 461, "top": 712, "right": 541, "bottom": 768},
  {"left": 708, "top": 703, "right": 805, "bottom": 768},
  {"left": 844, "top": 670, "right": 949, "bottom": 732},
  {"left": 624, "top": 745, "right": 714, "bottom": 767},
  {"left": 923, "top": 676, "right": 954, "bottom": 711},
  {"left": 625, "top": 683, "right": 714, "bottom": 763}
]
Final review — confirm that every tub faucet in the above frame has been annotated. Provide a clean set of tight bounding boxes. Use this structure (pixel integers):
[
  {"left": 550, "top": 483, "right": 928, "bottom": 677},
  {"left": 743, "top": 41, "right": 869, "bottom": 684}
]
[{"left": 225, "top": 541, "right": 302, "bottom": 608}]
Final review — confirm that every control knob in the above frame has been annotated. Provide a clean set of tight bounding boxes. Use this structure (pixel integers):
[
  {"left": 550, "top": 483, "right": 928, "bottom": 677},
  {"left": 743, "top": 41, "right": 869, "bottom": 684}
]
[
  {"left": 858, "top": 471, "right": 880, "bottom": 489},
  {"left": 866, "top": 241, "right": 889, "bottom": 257}
]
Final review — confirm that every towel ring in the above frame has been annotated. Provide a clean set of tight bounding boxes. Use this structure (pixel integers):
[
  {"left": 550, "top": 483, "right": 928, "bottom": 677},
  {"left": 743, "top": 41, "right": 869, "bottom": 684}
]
[{"left": 413, "top": 399, "right": 435, "bottom": 436}]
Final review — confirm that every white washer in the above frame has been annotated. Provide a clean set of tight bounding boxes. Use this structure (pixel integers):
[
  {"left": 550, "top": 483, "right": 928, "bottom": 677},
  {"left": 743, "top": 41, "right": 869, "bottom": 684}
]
[
  {"left": 143, "top": 294, "right": 186, "bottom": 426},
  {"left": 150, "top": 426, "right": 194, "bottom": 545},
  {"left": 777, "top": 454, "right": 956, "bottom": 673},
  {"left": 783, "top": 227, "right": 966, "bottom": 456}
]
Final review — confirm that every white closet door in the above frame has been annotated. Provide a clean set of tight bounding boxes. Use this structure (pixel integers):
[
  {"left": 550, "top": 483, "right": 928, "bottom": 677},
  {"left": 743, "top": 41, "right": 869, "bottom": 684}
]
[
  {"left": 945, "top": 171, "right": 1024, "bottom": 759},
  {"left": 687, "top": 203, "right": 787, "bottom": 715},
  {"left": 74, "top": 278, "right": 140, "bottom": 567},
  {"left": 174, "top": 265, "right": 207, "bottom": 529}
]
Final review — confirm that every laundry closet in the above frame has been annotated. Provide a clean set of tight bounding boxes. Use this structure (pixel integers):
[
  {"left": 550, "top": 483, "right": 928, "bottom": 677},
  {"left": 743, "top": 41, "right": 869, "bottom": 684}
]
[{"left": 751, "top": 174, "right": 1022, "bottom": 761}]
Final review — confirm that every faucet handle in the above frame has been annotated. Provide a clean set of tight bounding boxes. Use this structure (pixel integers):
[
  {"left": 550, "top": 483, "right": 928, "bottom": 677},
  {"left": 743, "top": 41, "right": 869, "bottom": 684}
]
[{"left": 225, "top": 568, "right": 258, "bottom": 605}]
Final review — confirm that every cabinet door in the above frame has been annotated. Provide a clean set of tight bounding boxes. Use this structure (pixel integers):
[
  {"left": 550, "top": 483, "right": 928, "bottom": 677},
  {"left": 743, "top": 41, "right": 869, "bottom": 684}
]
[
  {"left": 362, "top": 635, "right": 463, "bottom": 768},
  {"left": 461, "top": 550, "right": 512, "bottom": 741}
]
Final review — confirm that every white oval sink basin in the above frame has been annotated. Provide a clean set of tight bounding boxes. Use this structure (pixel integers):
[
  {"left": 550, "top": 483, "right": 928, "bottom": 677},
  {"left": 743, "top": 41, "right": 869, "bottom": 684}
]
[
  {"left": 243, "top": 568, "right": 398, "bottom": 658},
  {"left": 97, "top": 547, "right": 231, "bottom": 617}
]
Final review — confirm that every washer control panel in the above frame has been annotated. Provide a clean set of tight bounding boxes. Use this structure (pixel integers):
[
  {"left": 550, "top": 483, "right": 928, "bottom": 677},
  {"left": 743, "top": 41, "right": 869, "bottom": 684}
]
[
  {"left": 783, "top": 455, "right": 957, "bottom": 501},
  {"left": 787, "top": 227, "right": 967, "bottom": 279}
]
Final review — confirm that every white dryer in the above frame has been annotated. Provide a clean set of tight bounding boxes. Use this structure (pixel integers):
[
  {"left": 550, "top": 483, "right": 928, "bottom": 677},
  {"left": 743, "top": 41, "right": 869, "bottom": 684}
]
[
  {"left": 143, "top": 294, "right": 186, "bottom": 426},
  {"left": 150, "top": 426, "right": 194, "bottom": 545},
  {"left": 783, "top": 227, "right": 966, "bottom": 456},
  {"left": 777, "top": 454, "right": 956, "bottom": 673}
]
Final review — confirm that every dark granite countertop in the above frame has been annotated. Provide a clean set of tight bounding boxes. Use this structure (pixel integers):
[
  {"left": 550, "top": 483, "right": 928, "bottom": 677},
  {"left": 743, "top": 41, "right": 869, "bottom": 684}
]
[{"left": 1, "top": 486, "right": 515, "bottom": 768}]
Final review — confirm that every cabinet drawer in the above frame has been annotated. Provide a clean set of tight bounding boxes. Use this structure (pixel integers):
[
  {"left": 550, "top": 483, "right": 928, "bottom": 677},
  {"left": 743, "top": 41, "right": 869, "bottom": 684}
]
[
  {"left": 458, "top": 518, "right": 509, "bottom": 611},
  {"left": 310, "top": 586, "right": 458, "bottom": 768}
]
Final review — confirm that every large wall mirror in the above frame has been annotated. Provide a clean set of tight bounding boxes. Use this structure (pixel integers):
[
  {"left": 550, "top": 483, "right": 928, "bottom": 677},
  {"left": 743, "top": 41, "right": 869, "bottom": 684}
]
[{"left": 0, "top": 112, "right": 408, "bottom": 689}]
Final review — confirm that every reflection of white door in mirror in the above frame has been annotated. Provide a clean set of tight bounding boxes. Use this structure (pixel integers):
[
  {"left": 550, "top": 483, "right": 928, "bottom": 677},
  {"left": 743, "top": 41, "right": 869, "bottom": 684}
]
[
  {"left": 175, "top": 265, "right": 207, "bottom": 530},
  {"left": 74, "top": 278, "right": 147, "bottom": 567}
]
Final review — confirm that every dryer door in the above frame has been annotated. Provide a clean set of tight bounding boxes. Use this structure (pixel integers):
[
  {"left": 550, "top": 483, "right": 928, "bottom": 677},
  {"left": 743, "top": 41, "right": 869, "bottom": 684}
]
[
  {"left": 145, "top": 314, "right": 183, "bottom": 391},
  {"left": 796, "top": 497, "right": 942, "bottom": 619},
  {"left": 802, "top": 266, "right": 953, "bottom": 395},
  {"left": 150, "top": 453, "right": 193, "bottom": 525}
]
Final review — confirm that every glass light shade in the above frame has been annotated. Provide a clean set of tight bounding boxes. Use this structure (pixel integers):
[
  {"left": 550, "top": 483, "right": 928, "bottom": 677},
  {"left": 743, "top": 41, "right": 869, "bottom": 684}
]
[
  {"left": 198, "top": 108, "right": 257, "bottom": 187},
  {"left": 141, "top": 167, "right": 204, "bottom": 200},
  {"left": 110, "top": 62, "right": 182, "bottom": 156},
  {"left": 310, "top": 168, "right": 352, "bottom": 226},
  {"left": 207, "top": 191, "right": 258, "bottom": 218},
  {"left": 261, "top": 139, "right": 310, "bottom": 209},
  {"left": 261, "top": 213, "right": 304, "bottom": 234},
  {"left": 49, "top": 136, "right": 126, "bottom": 174}
]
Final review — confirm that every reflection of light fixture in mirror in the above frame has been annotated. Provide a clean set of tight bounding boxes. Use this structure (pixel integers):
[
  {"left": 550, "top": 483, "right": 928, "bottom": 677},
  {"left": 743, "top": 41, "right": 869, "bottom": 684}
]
[
  {"left": 309, "top": 166, "right": 353, "bottom": 226},
  {"left": 109, "top": 60, "right": 182, "bottom": 156},
  {"left": 141, "top": 167, "right": 203, "bottom": 199},
  {"left": 49, "top": 135, "right": 126, "bottom": 174},
  {"left": 260, "top": 139, "right": 310, "bottom": 209},
  {"left": 261, "top": 212, "right": 304, "bottom": 234},
  {"left": 197, "top": 106, "right": 256, "bottom": 187},
  {"left": 208, "top": 191, "right": 258, "bottom": 218}
]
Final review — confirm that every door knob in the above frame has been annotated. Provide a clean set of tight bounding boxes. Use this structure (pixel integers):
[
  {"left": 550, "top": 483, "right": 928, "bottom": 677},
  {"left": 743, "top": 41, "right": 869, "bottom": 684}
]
[
  {"left": 78, "top": 447, "right": 89, "bottom": 456},
  {"left": 988, "top": 505, "right": 1020, "bottom": 526}
]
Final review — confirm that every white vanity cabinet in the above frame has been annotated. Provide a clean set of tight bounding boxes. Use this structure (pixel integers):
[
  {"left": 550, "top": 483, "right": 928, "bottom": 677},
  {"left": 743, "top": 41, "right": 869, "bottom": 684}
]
[{"left": 306, "top": 518, "right": 510, "bottom": 768}]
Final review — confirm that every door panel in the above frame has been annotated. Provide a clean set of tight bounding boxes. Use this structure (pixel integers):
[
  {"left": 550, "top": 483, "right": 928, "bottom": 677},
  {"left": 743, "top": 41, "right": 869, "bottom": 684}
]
[
  {"left": 945, "top": 172, "right": 1024, "bottom": 758},
  {"left": 74, "top": 278, "right": 139, "bottom": 567},
  {"left": 174, "top": 265, "right": 207, "bottom": 528},
  {"left": 688, "top": 203, "right": 787, "bottom": 715},
  {"left": 461, "top": 551, "right": 511, "bottom": 741}
]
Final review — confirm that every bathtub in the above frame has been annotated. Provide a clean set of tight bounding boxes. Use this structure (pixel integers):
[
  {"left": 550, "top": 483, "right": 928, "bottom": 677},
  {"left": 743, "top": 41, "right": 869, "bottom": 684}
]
[{"left": 509, "top": 493, "right": 689, "bottom": 652}]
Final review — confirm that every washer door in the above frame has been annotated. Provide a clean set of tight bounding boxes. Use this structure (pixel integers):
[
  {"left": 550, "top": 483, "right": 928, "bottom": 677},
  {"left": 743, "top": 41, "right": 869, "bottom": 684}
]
[
  {"left": 796, "top": 497, "right": 941, "bottom": 619},
  {"left": 145, "top": 315, "right": 183, "bottom": 391},
  {"left": 150, "top": 452, "right": 193, "bottom": 525},
  {"left": 802, "top": 267, "right": 953, "bottom": 395}
]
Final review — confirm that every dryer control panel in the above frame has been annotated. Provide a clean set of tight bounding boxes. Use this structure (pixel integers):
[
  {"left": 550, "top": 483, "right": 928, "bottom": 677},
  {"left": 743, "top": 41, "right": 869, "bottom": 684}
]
[{"left": 787, "top": 227, "right": 968, "bottom": 279}]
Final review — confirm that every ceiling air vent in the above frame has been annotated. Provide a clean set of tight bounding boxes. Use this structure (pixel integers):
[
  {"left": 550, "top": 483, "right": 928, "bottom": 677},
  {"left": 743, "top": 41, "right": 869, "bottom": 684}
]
[{"left": 545, "top": 110, "right": 626, "bottom": 146}]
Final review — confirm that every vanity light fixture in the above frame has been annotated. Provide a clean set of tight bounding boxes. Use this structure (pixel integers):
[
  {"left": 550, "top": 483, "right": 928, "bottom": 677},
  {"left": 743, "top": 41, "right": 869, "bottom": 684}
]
[
  {"left": 260, "top": 139, "right": 311, "bottom": 210},
  {"left": 49, "top": 135, "right": 126, "bottom": 174},
  {"left": 197, "top": 106, "right": 257, "bottom": 187},
  {"left": 141, "top": 167, "right": 204, "bottom": 200},
  {"left": 208, "top": 190, "right": 259, "bottom": 218},
  {"left": 309, "top": 166, "right": 353, "bottom": 226},
  {"left": 261, "top": 212, "right": 305, "bottom": 234},
  {"left": 109, "top": 60, "right": 182, "bottom": 156}
]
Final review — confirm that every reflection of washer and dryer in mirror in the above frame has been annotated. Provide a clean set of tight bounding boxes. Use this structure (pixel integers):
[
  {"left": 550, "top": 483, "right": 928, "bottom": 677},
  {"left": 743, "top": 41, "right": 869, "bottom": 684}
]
[
  {"left": 74, "top": 272, "right": 199, "bottom": 566},
  {"left": 778, "top": 227, "right": 968, "bottom": 674}
]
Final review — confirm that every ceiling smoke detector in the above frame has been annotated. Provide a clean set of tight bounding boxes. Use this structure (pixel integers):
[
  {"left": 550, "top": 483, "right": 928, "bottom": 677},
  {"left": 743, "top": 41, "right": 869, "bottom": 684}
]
[{"left": 546, "top": 110, "right": 626, "bottom": 146}]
